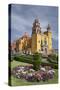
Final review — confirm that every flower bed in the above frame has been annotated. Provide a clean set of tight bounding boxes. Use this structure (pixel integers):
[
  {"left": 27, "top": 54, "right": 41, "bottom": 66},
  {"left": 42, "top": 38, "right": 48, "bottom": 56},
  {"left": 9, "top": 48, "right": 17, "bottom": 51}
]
[{"left": 12, "top": 66, "right": 55, "bottom": 82}]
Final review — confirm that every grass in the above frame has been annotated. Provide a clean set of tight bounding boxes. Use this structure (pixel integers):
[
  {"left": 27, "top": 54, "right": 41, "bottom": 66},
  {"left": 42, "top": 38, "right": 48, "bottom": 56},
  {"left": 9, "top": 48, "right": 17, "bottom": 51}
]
[
  {"left": 11, "top": 60, "right": 32, "bottom": 69},
  {"left": 10, "top": 60, "right": 58, "bottom": 86}
]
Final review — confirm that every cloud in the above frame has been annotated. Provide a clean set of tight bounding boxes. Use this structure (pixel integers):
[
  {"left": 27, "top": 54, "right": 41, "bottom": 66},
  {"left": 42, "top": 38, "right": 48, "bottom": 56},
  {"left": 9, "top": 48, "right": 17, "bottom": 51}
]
[{"left": 10, "top": 4, "right": 58, "bottom": 49}]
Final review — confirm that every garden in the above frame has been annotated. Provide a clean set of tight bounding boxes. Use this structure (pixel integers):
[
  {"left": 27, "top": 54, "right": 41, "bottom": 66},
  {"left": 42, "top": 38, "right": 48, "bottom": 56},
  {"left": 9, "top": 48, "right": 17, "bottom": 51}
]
[{"left": 9, "top": 53, "right": 58, "bottom": 86}]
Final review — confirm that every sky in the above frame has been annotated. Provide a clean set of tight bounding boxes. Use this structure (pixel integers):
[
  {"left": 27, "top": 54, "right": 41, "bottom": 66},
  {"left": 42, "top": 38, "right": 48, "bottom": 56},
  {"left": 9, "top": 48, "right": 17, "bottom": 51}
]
[{"left": 9, "top": 4, "right": 58, "bottom": 49}]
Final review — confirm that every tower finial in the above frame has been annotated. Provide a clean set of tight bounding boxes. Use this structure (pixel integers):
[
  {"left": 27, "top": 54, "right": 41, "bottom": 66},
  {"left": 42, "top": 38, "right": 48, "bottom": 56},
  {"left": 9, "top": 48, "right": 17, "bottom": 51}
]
[{"left": 47, "top": 24, "right": 51, "bottom": 31}]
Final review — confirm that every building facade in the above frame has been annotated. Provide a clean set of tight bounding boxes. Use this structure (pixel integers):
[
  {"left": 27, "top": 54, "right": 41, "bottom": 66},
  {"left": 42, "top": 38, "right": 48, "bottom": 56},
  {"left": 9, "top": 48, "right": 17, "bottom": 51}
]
[{"left": 11, "top": 18, "right": 52, "bottom": 55}]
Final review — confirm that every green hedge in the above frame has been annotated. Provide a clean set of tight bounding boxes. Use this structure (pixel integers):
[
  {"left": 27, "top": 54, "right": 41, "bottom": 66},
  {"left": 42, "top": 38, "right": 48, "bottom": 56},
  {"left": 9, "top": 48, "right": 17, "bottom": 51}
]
[
  {"left": 47, "top": 54, "right": 58, "bottom": 64},
  {"left": 14, "top": 54, "right": 58, "bottom": 69},
  {"left": 41, "top": 62, "right": 58, "bottom": 69},
  {"left": 14, "top": 56, "right": 33, "bottom": 64},
  {"left": 47, "top": 58, "right": 58, "bottom": 64}
]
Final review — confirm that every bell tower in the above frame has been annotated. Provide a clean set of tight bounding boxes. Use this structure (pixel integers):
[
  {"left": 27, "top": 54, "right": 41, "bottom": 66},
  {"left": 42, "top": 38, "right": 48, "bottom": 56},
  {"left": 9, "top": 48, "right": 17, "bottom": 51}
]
[
  {"left": 32, "top": 18, "right": 41, "bottom": 34},
  {"left": 47, "top": 24, "right": 52, "bottom": 51},
  {"left": 31, "top": 18, "right": 41, "bottom": 53}
]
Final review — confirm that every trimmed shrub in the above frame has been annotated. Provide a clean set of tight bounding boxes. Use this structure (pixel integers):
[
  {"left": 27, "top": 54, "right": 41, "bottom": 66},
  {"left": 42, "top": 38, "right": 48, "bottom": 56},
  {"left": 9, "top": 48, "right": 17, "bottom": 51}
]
[{"left": 33, "top": 52, "right": 42, "bottom": 70}]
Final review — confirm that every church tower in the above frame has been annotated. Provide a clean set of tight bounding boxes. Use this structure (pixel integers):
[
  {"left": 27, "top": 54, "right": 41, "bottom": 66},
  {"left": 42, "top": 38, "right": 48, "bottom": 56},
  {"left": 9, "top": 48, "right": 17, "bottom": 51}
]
[
  {"left": 47, "top": 24, "right": 52, "bottom": 51},
  {"left": 31, "top": 18, "right": 41, "bottom": 53}
]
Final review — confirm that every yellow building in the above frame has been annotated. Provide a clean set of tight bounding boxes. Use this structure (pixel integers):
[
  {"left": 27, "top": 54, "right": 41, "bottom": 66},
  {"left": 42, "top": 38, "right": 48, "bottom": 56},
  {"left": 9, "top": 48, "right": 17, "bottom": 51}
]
[
  {"left": 12, "top": 18, "right": 52, "bottom": 55},
  {"left": 31, "top": 19, "right": 52, "bottom": 54},
  {"left": 16, "top": 32, "right": 31, "bottom": 54}
]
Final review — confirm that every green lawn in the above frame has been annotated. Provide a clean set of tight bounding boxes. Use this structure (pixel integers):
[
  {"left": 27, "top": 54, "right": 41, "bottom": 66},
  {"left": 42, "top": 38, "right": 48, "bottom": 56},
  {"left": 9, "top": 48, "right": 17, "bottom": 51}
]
[
  {"left": 11, "top": 60, "right": 32, "bottom": 69},
  {"left": 10, "top": 60, "right": 58, "bottom": 86}
]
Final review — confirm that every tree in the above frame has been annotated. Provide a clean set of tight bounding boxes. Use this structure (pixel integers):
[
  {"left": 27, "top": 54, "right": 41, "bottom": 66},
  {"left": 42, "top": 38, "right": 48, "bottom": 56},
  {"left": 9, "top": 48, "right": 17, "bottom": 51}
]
[{"left": 33, "top": 52, "right": 42, "bottom": 70}]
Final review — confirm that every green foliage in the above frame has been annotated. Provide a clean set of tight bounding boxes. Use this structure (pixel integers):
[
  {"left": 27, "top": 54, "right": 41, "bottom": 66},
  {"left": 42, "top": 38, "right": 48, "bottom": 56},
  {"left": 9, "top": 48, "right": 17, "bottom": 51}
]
[
  {"left": 14, "top": 55, "right": 33, "bottom": 64},
  {"left": 47, "top": 54, "right": 58, "bottom": 69},
  {"left": 13, "top": 53, "right": 58, "bottom": 69},
  {"left": 47, "top": 54, "right": 58, "bottom": 64},
  {"left": 33, "top": 52, "right": 42, "bottom": 70},
  {"left": 41, "top": 62, "right": 58, "bottom": 69},
  {"left": 53, "top": 64, "right": 58, "bottom": 69}
]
